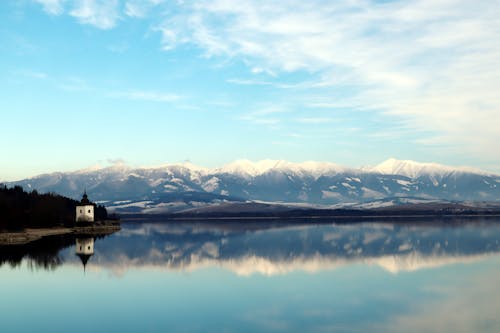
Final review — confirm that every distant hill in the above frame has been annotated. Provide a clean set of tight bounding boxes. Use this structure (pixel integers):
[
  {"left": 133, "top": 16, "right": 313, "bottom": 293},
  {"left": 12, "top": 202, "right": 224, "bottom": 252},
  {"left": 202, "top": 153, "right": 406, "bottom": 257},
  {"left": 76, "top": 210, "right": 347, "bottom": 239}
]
[
  {"left": 157, "top": 200, "right": 500, "bottom": 219},
  {"left": 7, "top": 158, "right": 499, "bottom": 214}
]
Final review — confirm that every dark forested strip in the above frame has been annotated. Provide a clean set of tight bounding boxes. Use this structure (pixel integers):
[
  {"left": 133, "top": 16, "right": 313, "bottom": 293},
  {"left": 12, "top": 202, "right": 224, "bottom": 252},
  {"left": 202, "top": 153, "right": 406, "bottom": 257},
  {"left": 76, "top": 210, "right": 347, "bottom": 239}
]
[{"left": 0, "top": 185, "right": 107, "bottom": 230}]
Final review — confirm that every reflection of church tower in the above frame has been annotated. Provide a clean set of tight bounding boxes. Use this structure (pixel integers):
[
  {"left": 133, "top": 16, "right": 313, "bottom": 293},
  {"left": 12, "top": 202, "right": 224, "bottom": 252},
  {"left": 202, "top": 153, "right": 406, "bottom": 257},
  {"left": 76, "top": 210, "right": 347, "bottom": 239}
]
[{"left": 75, "top": 238, "right": 94, "bottom": 271}]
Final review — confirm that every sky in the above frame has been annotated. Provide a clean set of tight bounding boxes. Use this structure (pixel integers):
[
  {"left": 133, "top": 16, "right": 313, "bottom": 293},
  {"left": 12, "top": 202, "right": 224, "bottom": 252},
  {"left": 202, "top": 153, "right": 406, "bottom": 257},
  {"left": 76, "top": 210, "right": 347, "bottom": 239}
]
[{"left": 1, "top": 0, "right": 500, "bottom": 181}]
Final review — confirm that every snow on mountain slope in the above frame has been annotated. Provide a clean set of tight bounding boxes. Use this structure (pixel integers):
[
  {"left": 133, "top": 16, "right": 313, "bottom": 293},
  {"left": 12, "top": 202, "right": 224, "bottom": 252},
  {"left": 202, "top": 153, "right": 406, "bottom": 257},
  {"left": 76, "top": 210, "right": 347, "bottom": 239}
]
[
  {"left": 7, "top": 158, "right": 499, "bottom": 212},
  {"left": 371, "top": 158, "right": 488, "bottom": 178},
  {"left": 216, "top": 159, "right": 349, "bottom": 179}
]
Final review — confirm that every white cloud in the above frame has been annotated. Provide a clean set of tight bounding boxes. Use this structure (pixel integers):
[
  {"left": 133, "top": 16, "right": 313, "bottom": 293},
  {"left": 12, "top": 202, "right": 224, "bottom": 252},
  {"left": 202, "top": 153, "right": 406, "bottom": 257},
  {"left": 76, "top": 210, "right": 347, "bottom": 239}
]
[
  {"left": 124, "top": 1, "right": 146, "bottom": 18},
  {"left": 124, "top": 0, "right": 163, "bottom": 18},
  {"left": 295, "top": 117, "right": 335, "bottom": 124},
  {"left": 16, "top": 69, "right": 48, "bottom": 79},
  {"left": 59, "top": 76, "right": 91, "bottom": 91},
  {"left": 70, "top": 0, "right": 120, "bottom": 29},
  {"left": 226, "top": 78, "right": 273, "bottom": 86},
  {"left": 34, "top": 0, "right": 65, "bottom": 15},
  {"left": 31, "top": 0, "right": 500, "bottom": 161},
  {"left": 154, "top": 26, "right": 179, "bottom": 51},
  {"left": 239, "top": 116, "right": 280, "bottom": 126},
  {"left": 156, "top": 0, "right": 500, "bottom": 159},
  {"left": 226, "top": 78, "right": 305, "bottom": 89},
  {"left": 113, "top": 90, "right": 182, "bottom": 102},
  {"left": 239, "top": 106, "right": 289, "bottom": 127}
]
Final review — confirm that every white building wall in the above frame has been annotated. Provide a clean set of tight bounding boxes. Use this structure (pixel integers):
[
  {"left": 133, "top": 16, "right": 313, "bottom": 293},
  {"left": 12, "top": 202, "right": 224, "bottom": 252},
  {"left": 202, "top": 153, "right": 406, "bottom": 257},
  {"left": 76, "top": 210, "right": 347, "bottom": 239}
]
[{"left": 76, "top": 205, "right": 94, "bottom": 222}]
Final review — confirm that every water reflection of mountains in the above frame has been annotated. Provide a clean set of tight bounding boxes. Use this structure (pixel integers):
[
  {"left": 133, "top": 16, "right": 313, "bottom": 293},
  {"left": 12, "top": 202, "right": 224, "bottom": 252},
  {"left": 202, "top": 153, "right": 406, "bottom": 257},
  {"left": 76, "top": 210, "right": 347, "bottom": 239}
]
[{"left": 2, "top": 220, "right": 499, "bottom": 274}]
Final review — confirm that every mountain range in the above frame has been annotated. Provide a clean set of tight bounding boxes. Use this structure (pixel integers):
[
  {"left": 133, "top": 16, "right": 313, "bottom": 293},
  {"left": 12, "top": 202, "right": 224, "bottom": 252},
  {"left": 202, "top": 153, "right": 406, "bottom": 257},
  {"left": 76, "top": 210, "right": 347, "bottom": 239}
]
[{"left": 5, "top": 158, "right": 499, "bottom": 213}]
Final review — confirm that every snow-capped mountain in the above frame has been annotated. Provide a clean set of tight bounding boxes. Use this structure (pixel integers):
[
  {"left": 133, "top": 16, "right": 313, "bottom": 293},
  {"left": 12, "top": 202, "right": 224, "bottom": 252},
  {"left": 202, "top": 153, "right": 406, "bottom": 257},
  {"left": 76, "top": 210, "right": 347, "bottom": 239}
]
[
  {"left": 369, "top": 158, "right": 487, "bottom": 179},
  {"left": 6, "top": 158, "right": 499, "bottom": 213},
  {"left": 216, "top": 159, "right": 348, "bottom": 179}
]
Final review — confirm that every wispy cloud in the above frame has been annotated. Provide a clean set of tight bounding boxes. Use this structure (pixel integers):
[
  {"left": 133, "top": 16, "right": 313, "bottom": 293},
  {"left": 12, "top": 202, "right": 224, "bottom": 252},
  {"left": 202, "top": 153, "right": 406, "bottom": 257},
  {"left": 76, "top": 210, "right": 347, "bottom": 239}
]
[
  {"left": 15, "top": 69, "right": 48, "bottom": 79},
  {"left": 226, "top": 78, "right": 274, "bottom": 86},
  {"left": 33, "top": 0, "right": 165, "bottom": 27},
  {"left": 226, "top": 78, "right": 307, "bottom": 89},
  {"left": 240, "top": 106, "right": 289, "bottom": 127},
  {"left": 33, "top": 0, "right": 65, "bottom": 15},
  {"left": 112, "top": 90, "right": 182, "bottom": 103},
  {"left": 124, "top": 0, "right": 164, "bottom": 18},
  {"left": 59, "top": 76, "right": 91, "bottom": 91},
  {"left": 243, "top": 118, "right": 281, "bottom": 126},
  {"left": 70, "top": 0, "right": 121, "bottom": 29},
  {"left": 29, "top": 0, "right": 500, "bottom": 161},
  {"left": 154, "top": 0, "right": 500, "bottom": 159},
  {"left": 124, "top": 1, "right": 147, "bottom": 18},
  {"left": 251, "top": 107, "right": 289, "bottom": 116},
  {"left": 295, "top": 117, "right": 335, "bottom": 124}
]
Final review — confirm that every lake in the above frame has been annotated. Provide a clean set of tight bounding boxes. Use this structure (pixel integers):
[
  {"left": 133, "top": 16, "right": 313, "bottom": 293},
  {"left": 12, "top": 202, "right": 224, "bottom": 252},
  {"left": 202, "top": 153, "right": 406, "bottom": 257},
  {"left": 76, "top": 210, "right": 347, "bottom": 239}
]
[{"left": 1, "top": 218, "right": 499, "bottom": 333}]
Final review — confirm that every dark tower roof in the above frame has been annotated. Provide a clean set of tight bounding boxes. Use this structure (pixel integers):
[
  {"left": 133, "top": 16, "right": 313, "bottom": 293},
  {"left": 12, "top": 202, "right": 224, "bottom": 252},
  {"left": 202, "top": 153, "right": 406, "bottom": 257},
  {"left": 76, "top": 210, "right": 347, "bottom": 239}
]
[{"left": 80, "top": 190, "right": 90, "bottom": 204}]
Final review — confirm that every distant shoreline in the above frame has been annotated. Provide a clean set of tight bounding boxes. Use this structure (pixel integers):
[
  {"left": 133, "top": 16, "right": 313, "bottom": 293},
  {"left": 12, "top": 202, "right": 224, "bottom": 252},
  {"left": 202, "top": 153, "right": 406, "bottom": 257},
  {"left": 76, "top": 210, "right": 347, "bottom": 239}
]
[
  {"left": 117, "top": 201, "right": 500, "bottom": 221},
  {"left": 162, "top": 214, "right": 500, "bottom": 220},
  {"left": 121, "top": 212, "right": 500, "bottom": 223}
]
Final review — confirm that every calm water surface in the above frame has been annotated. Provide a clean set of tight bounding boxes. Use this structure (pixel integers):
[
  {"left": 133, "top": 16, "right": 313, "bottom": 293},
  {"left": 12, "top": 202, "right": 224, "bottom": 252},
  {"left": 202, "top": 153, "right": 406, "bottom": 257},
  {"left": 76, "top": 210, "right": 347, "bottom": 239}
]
[{"left": 1, "top": 219, "right": 499, "bottom": 333}]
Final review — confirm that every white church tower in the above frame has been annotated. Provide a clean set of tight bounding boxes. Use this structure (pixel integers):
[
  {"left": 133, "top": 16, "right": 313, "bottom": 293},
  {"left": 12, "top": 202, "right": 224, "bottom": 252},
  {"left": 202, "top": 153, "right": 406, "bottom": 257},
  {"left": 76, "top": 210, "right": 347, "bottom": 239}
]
[{"left": 75, "top": 191, "right": 94, "bottom": 223}]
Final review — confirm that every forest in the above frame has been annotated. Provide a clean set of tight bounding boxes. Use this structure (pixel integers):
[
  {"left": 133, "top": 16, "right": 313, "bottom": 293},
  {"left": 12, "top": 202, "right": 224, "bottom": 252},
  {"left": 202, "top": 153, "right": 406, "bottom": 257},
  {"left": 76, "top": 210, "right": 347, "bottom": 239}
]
[{"left": 0, "top": 185, "right": 107, "bottom": 230}]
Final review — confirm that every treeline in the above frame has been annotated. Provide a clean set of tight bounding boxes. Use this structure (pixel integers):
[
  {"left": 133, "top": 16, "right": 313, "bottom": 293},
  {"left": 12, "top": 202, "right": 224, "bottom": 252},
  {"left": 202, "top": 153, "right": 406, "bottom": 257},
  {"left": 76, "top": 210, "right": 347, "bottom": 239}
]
[{"left": 0, "top": 185, "right": 107, "bottom": 230}]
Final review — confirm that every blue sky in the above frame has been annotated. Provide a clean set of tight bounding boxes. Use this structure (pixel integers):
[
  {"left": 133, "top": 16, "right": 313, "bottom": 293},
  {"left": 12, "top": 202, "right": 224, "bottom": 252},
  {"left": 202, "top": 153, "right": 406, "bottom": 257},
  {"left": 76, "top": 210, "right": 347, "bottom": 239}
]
[{"left": 1, "top": 0, "right": 499, "bottom": 181}]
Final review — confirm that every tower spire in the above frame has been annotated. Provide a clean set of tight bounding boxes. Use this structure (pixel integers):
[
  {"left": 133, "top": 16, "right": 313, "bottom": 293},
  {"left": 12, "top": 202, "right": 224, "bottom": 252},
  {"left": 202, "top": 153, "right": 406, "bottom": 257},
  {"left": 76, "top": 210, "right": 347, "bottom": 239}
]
[{"left": 81, "top": 190, "right": 90, "bottom": 204}]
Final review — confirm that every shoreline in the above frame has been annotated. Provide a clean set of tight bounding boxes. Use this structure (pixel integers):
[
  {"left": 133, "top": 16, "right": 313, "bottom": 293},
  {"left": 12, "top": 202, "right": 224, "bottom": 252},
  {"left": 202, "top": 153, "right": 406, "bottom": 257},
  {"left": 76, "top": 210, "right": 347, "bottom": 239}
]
[
  {"left": 122, "top": 213, "right": 500, "bottom": 222},
  {"left": 161, "top": 213, "right": 500, "bottom": 220},
  {"left": 2, "top": 213, "right": 499, "bottom": 245},
  {"left": 0, "top": 221, "right": 120, "bottom": 246}
]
